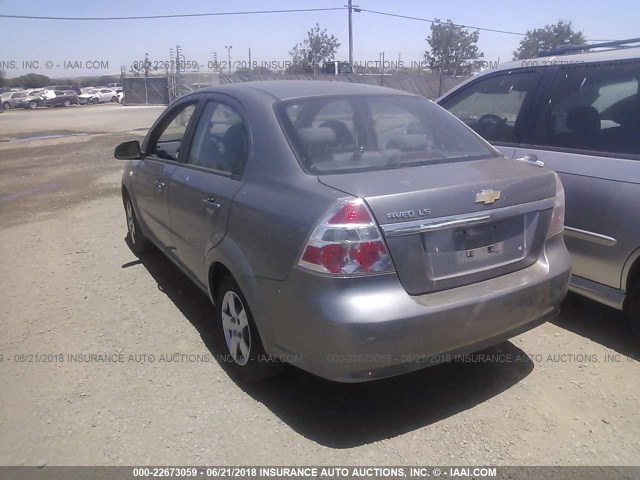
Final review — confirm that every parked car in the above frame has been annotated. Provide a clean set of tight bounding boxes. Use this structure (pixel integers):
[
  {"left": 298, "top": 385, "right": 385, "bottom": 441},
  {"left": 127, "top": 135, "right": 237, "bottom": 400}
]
[
  {"left": 114, "top": 81, "right": 570, "bottom": 383},
  {"left": 43, "top": 90, "right": 79, "bottom": 108},
  {"left": 2, "top": 91, "right": 28, "bottom": 109},
  {"left": 45, "top": 84, "right": 81, "bottom": 95},
  {"left": 78, "top": 88, "right": 118, "bottom": 104},
  {"left": 18, "top": 90, "right": 47, "bottom": 109},
  {"left": 438, "top": 38, "right": 640, "bottom": 334}
]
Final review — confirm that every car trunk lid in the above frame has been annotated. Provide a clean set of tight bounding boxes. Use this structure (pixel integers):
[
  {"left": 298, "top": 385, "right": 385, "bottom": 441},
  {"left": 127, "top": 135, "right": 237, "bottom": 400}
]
[{"left": 318, "top": 158, "right": 557, "bottom": 295}]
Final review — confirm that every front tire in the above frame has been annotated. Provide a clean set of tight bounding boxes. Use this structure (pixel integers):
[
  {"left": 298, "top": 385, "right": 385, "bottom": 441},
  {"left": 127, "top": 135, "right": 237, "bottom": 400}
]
[
  {"left": 28, "top": 101, "right": 38, "bottom": 109},
  {"left": 215, "top": 276, "right": 282, "bottom": 383},
  {"left": 2, "top": 102, "right": 9, "bottom": 110},
  {"left": 63, "top": 99, "right": 71, "bottom": 107},
  {"left": 124, "top": 194, "right": 151, "bottom": 255}
]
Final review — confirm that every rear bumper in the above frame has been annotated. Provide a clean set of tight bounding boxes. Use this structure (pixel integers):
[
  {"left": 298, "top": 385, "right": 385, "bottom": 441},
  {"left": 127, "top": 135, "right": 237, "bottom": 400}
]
[{"left": 253, "top": 235, "right": 570, "bottom": 382}]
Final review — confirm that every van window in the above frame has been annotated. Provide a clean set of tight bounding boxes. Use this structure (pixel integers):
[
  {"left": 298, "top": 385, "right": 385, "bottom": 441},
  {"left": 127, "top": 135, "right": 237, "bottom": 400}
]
[
  {"left": 440, "top": 71, "right": 538, "bottom": 144},
  {"left": 530, "top": 62, "right": 640, "bottom": 156}
]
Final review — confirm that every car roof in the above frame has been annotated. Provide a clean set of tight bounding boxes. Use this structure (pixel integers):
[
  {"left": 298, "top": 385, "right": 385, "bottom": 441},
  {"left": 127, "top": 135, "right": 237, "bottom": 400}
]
[
  {"left": 488, "top": 45, "right": 640, "bottom": 73},
  {"left": 186, "top": 80, "right": 415, "bottom": 101}
]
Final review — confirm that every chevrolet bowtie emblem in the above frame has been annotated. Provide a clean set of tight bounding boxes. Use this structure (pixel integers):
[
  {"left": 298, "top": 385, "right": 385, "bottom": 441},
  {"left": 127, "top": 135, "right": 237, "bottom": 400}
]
[{"left": 475, "top": 189, "right": 501, "bottom": 205}]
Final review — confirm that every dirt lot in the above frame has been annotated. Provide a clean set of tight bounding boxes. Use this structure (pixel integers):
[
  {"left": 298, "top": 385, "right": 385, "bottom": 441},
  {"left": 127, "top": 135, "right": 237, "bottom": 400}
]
[{"left": 0, "top": 106, "right": 639, "bottom": 466}]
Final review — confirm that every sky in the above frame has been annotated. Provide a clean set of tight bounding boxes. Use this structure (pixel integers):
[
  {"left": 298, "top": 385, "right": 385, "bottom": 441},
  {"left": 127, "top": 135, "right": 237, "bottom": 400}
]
[{"left": 1, "top": 0, "right": 639, "bottom": 78}]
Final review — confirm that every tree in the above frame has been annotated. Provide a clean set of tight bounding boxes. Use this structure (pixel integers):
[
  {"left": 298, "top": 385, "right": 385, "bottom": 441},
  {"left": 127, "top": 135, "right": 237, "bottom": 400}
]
[
  {"left": 425, "top": 19, "right": 483, "bottom": 75},
  {"left": 7, "top": 73, "right": 51, "bottom": 88},
  {"left": 0, "top": 70, "right": 5, "bottom": 87},
  {"left": 513, "top": 21, "right": 586, "bottom": 60},
  {"left": 289, "top": 24, "right": 341, "bottom": 74},
  {"left": 129, "top": 53, "right": 158, "bottom": 78}
]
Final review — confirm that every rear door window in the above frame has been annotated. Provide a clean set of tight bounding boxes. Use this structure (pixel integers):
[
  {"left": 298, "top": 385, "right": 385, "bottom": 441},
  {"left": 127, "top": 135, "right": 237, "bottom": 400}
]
[
  {"left": 529, "top": 62, "right": 640, "bottom": 156},
  {"left": 187, "top": 101, "right": 248, "bottom": 174}
]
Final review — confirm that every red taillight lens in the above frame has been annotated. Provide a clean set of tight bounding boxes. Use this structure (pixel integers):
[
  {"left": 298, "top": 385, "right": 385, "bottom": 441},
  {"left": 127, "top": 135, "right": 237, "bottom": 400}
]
[
  {"left": 328, "top": 202, "right": 372, "bottom": 224},
  {"left": 350, "top": 241, "right": 386, "bottom": 271},
  {"left": 320, "top": 244, "right": 347, "bottom": 273},
  {"left": 298, "top": 199, "right": 395, "bottom": 276}
]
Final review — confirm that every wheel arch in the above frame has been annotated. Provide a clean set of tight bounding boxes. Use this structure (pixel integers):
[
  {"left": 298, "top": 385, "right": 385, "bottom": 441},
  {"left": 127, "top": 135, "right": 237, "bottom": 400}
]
[
  {"left": 623, "top": 247, "right": 640, "bottom": 309},
  {"left": 206, "top": 238, "right": 276, "bottom": 354}
]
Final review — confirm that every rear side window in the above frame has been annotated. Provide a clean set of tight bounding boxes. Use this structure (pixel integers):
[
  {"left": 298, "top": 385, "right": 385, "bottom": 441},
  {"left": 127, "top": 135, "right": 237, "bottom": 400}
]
[
  {"left": 277, "top": 94, "right": 498, "bottom": 175},
  {"left": 529, "top": 62, "right": 640, "bottom": 156},
  {"left": 440, "top": 71, "right": 538, "bottom": 144},
  {"left": 187, "top": 101, "right": 248, "bottom": 174}
]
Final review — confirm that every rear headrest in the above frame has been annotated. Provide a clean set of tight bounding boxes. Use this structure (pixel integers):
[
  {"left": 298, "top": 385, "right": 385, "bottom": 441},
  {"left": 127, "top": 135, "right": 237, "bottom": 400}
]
[
  {"left": 566, "top": 106, "right": 600, "bottom": 136},
  {"left": 296, "top": 127, "right": 337, "bottom": 145}
]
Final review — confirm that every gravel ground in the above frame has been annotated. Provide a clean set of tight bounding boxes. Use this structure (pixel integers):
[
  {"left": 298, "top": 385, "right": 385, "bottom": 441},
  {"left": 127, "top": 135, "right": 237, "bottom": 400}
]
[{"left": 0, "top": 109, "right": 639, "bottom": 467}]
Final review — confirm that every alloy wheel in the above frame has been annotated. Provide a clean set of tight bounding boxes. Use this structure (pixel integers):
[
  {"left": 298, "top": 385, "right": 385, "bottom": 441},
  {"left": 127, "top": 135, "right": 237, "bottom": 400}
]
[{"left": 221, "top": 291, "right": 252, "bottom": 366}]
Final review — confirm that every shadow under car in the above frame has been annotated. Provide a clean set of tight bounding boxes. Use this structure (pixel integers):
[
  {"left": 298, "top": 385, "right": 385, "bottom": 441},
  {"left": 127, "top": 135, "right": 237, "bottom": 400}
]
[{"left": 124, "top": 245, "right": 536, "bottom": 448}]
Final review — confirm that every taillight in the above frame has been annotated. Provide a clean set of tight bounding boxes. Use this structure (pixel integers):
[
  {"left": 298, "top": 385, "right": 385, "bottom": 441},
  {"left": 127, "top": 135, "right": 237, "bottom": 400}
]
[
  {"left": 298, "top": 198, "right": 395, "bottom": 275},
  {"left": 547, "top": 172, "right": 565, "bottom": 238}
]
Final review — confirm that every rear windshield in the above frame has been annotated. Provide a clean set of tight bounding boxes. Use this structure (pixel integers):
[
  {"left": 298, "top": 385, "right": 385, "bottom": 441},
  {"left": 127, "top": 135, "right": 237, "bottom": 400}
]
[{"left": 276, "top": 94, "right": 499, "bottom": 174}]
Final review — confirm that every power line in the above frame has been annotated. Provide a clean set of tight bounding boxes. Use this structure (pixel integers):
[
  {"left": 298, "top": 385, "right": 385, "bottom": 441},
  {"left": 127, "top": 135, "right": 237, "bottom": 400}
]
[
  {"left": 357, "top": 9, "right": 616, "bottom": 43},
  {"left": 0, "top": 7, "right": 347, "bottom": 21},
  {"left": 357, "top": 8, "right": 527, "bottom": 36},
  {"left": 0, "top": 5, "right": 620, "bottom": 44}
]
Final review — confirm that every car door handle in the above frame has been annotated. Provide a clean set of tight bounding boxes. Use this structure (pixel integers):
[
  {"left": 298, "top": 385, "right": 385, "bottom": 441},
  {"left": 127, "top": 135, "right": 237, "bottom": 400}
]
[
  {"left": 515, "top": 153, "right": 545, "bottom": 168},
  {"left": 202, "top": 197, "right": 222, "bottom": 213},
  {"left": 155, "top": 180, "right": 166, "bottom": 192}
]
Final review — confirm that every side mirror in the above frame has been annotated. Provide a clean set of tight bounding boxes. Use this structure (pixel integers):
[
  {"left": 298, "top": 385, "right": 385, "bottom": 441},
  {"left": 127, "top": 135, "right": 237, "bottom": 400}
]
[{"left": 114, "top": 140, "right": 142, "bottom": 160}]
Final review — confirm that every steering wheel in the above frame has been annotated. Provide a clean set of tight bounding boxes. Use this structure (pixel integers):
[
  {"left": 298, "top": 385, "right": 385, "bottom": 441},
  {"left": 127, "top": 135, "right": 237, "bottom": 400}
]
[{"left": 476, "top": 114, "right": 510, "bottom": 139}]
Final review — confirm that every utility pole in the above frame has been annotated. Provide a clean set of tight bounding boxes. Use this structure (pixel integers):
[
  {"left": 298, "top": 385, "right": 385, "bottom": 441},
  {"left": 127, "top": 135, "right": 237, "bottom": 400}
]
[
  {"left": 248, "top": 47, "right": 252, "bottom": 71},
  {"left": 176, "top": 44, "right": 183, "bottom": 98},
  {"left": 346, "top": 0, "right": 359, "bottom": 66},
  {"left": 169, "top": 48, "right": 175, "bottom": 100},
  {"left": 225, "top": 45, "right": 233, "bottom": 74}
]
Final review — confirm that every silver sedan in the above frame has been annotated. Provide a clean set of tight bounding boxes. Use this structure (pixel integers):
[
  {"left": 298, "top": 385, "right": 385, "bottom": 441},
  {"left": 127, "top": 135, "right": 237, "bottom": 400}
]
[{"left": 115, "top": 81, "right": 571, "bottom": 383}]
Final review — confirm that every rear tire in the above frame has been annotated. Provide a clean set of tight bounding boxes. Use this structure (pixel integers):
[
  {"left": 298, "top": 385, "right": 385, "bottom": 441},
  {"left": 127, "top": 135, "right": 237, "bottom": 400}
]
[
  {"left": 28, "top": 101, "right": 38, "bottom": 109},
  {"left": 111, "top": 96, "right": 118, "bottom": 102},
  {"left": 124, "top": 193, "right": 151, "bottom": 255},
  {"left": 2, "top": 102, "right": 9, "bottom": 110},
  {"left": 215, "top": 276, "right": 283, "bottom": 383},
  {"left": 628, "top": 283, "right": 640, "bottom": 338}
]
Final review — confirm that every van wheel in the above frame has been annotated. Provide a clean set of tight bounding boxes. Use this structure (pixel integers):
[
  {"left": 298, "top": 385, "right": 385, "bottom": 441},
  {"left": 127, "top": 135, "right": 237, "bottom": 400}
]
[
  {"left": 628, "top": 284, "right": 640, "bottom": 338},
  {"left": 215, "top": 276, "right": 282, "bottom": 383},
  {"left": 124, "top": 193, "right": 151, "bottom": 255}
]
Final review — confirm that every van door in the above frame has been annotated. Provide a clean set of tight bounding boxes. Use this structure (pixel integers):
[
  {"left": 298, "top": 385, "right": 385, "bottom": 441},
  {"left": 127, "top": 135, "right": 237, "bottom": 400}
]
[{"left": 513, "top": 61, "right": 640, "bottom": 296}]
